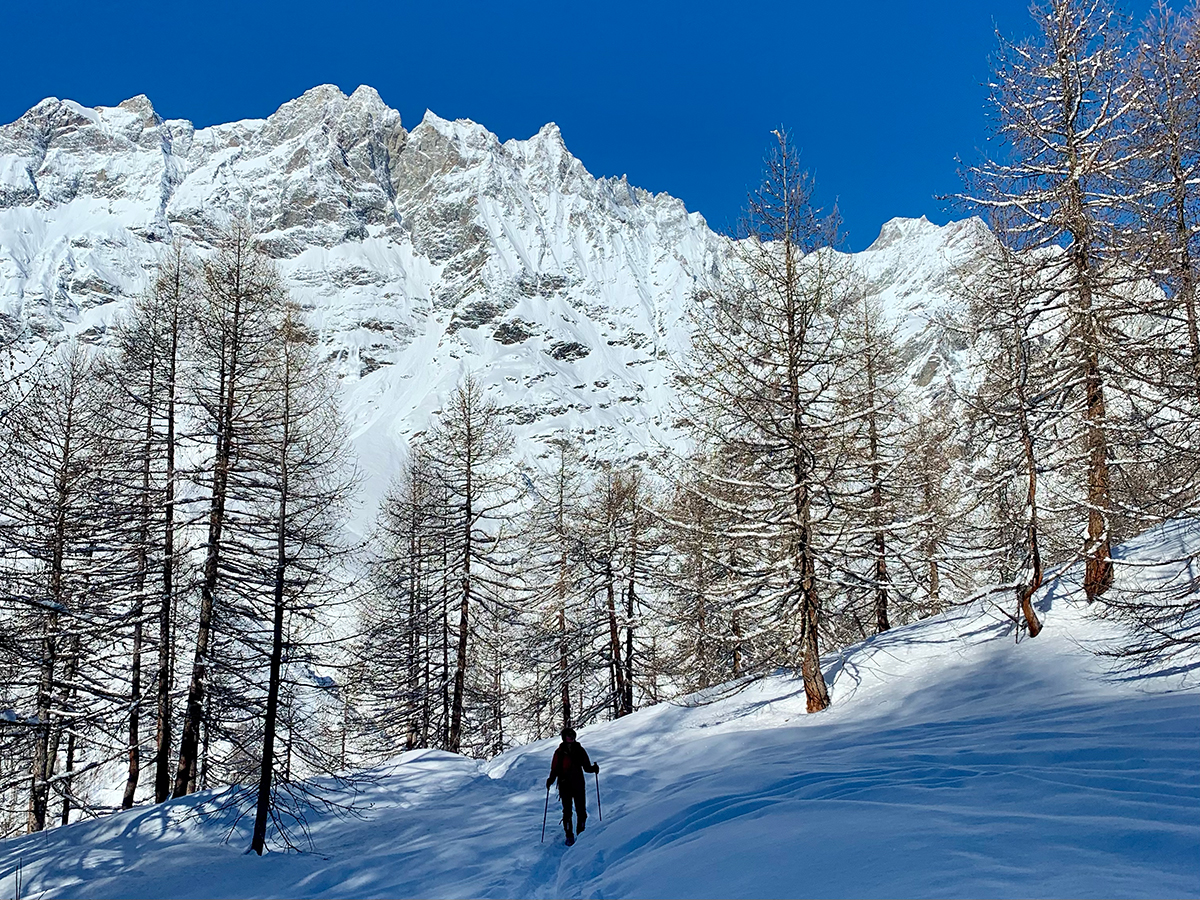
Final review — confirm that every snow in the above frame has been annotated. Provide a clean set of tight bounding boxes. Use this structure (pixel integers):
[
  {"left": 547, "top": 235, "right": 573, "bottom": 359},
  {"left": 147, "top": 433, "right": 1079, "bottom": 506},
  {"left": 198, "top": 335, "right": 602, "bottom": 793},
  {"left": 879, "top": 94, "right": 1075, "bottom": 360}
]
[{"left": 3, "top": 521, "right": 1196, "bottom": 899}]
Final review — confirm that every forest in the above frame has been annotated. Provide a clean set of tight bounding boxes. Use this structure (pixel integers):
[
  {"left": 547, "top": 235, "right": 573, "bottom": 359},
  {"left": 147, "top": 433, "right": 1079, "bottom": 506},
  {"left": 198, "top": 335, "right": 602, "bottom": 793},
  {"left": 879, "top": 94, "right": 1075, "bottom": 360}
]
[{"left": 0, "top": 0, "right": 1195, "bottom": 853}]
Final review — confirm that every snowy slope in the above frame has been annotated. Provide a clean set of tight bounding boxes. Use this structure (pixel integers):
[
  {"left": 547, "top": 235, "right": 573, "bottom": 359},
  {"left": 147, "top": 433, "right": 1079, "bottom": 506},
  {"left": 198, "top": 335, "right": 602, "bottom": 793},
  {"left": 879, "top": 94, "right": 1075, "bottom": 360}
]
[
  {"left": 0, "top": 86, "right": 990, "bottom": 522},
  {"left": 3, "top": 521, "right": 1196, "bottom": 899}
]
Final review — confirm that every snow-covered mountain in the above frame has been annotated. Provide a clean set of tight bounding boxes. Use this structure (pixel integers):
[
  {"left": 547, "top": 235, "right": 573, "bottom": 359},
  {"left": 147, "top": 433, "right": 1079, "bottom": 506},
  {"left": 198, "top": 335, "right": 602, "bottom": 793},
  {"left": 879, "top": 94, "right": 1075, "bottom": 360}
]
[
  {"left": 0, "top": 84, "right": 989, "bottom": 506},
  {"left": 1, "top": 519, "right": 1196, "bottom": 898}
]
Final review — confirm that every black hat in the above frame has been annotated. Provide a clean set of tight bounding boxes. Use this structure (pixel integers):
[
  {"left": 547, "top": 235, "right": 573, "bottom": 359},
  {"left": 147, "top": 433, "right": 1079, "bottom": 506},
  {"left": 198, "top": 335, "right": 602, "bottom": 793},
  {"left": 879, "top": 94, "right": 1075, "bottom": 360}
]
[{"left": 561, "top": 726, "right": 576, "bottom": 740}]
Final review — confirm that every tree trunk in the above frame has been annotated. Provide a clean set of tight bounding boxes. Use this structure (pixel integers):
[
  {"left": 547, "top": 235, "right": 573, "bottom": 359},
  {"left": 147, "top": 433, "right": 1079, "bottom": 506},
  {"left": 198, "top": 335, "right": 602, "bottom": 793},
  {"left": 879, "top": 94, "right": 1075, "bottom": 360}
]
[
  {"left": 1016, "top": 339, "right": 1044, "bottom": 637},
  {"left": 623, "top": 498, "right": 637, "bottom": 715},
  {"left": 406, "top": 517, "right": 419, "bottom": 751},
  {"left": 176, "top": 280, "right": 241, "bottom": 796},
  {"left": 52, "top": 646, "right": 80, "bottom": 826},
  {"left": 124, "top": 357, "right": 156, "bottom": 810},
  {"left": 731, "top": 609, "right": 742, "bottom": 678},
  {"left": 798, "top": 487, "right": 830, "bottom": 713},
  {"left": 59, "top": 730, "right": 75, "bottom": 826},
  {"left": 604, "top": 555, "right": 627, "bottom": 717},
  {"left": 122, "top": 610, "right": 142, "bottom": 809},
  {"left": 421, "top": 539, "right": 432, "bottom": 747},
  {"left": 28, "top": 611, "right": 57, "bottom": 833},
  {"left": 156, "top": 305, "right": 180, "bottom": 804},
  {"left": 1082, "top": 330, "right": 1114, "bottom": 603},
  {"left": 624, "top": 576, "right": 635, "bottom": 715},
  {"left": 795, "top": 471, "right": 830, "bottom": 711},
  {"left": 194, "top": 686, "right": 209, "bottom": 794},
  {"left": 449, "top": 477, "right": 471, "bottom": 752},
  {"left": 441, "top": 534, "right": 450, "bottom": 749},
  {"left": 251, "top": 451, "right": 288, "bottom": 855},
  {"left": 449, "top": 577, "right": 469, "bottom": 752},
  {"left": 250, "top": 573, "right": 286, "bottom": 855},
  {"left": 493, "top": 625, "right": 503, "bottom": 755},
  {"left": 922, "top": 472, "right": 941, "bottom": 616},
  {"left": 558, "top": 558, "right": 571, "bottom": 730},
  {"left": 866, "top": 346, "right": 890, "bottom": 634}
]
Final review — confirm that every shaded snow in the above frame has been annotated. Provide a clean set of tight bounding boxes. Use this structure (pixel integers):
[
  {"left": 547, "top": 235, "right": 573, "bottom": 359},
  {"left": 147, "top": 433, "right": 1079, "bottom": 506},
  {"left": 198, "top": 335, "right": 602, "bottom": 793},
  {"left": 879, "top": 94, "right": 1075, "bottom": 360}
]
[{"left": 2, "top": 522, "right": 1197, "bottom": 899}]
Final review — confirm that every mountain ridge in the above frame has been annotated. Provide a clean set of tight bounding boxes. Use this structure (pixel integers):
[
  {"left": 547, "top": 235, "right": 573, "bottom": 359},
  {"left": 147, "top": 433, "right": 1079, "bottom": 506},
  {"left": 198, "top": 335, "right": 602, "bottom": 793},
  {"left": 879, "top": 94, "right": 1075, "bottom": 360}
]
[{"left": 0, "top": 85, "right": 989, "bottom": 515}]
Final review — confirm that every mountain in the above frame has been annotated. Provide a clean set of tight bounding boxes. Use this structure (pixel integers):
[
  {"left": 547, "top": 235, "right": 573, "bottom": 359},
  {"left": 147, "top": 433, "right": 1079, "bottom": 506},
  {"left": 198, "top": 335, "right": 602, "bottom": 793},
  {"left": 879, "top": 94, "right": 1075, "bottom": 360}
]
[
  {"left": 1, "top": 518, "right": 1196, "bottom": 898},
  {"left": 0, "top": 85, "right": 990, "bottom": 511}
]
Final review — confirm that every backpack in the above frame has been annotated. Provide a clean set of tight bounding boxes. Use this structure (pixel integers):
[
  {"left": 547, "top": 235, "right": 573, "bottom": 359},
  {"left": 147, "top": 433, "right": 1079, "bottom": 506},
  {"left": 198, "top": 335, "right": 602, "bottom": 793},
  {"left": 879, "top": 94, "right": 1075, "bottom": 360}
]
[{"left": 557, "top": 742, "right": 584, "bottom": 782}]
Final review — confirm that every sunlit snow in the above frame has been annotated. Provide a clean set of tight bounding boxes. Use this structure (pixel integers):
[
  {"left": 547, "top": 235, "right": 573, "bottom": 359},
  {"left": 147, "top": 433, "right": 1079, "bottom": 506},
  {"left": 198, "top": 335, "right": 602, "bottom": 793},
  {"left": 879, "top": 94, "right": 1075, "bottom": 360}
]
[{"left": 2, "top": 521, "right": 1196, "bottom": 899}]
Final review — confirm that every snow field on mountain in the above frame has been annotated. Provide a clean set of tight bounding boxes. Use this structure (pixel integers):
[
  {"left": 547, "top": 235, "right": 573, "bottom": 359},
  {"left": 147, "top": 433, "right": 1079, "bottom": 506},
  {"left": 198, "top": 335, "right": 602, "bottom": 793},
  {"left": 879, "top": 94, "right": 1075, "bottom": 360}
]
[
  {"left": 2, "top": 521, "right": 1197, "bottom": 899},
  {"left": 0, "top": 87, "right": 990, "bottom": 541}
]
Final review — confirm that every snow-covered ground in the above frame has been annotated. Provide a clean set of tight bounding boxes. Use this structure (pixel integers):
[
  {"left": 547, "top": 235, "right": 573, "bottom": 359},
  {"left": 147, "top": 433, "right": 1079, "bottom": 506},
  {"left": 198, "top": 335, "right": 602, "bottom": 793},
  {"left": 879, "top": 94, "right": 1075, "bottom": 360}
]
[{"left": 3, "top": 522, "right": 1198, "bottom": 899}]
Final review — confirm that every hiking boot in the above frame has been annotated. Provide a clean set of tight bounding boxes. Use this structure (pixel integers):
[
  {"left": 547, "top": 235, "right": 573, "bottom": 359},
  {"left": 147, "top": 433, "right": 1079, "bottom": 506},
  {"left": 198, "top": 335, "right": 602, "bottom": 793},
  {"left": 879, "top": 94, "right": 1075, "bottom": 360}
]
[
  {"left": 577, "top": 816, "right": 586, "bottom": 833},
  {"left": 565, "top": 829, "right": 575, "bottom": 847}
]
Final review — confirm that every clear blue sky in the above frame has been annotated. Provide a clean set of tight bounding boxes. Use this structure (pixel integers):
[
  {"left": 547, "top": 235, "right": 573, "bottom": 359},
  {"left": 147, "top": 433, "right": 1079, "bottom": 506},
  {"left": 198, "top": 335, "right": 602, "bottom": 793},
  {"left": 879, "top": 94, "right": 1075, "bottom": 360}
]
[{"left": 0, "top": 0, "right": 1178, "bottom": 250}]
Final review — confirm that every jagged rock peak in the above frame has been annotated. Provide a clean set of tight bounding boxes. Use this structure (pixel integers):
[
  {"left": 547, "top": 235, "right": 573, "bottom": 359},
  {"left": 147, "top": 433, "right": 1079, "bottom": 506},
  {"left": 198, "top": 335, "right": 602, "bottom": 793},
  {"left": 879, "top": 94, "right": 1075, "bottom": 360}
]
[
  {"left": 346, "top": 84, "right": 391, "bottom": 112},
  {"left": 868, "top": 215, "right": 941, "bottom": 250},
  {"left": 865, "top": 215, "right": 994, "bottom": 256},
  {"left": 535, "top": 121, "right": 563, "bottom": 142},
  {"left": 0, "top": 81, "right": 993, "bottom": 502},
  {"left": 414, "top": 109, "right": 503, "bottom": 155},
  {"left": 116, "top": 94, "right": 158, "bottom": 123},
  {"left": 507, "top": 121, "right": 569, "bottom": 163},
  {"left": 3, "top": 95, "right": 155, "bottom": 147},
  {"left": 257, "top": 84, "right": 404, "bottom": 147}
]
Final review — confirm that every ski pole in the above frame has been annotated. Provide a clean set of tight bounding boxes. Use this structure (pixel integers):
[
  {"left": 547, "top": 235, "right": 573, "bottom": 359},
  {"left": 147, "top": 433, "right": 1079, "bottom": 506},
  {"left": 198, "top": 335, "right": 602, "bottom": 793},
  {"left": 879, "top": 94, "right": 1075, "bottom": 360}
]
[
  {"left": 595, "top": 771, "right": 602, "bottom": 822},
  {"left": 541, "top": 785, "right": 550, "bottom": 843}
]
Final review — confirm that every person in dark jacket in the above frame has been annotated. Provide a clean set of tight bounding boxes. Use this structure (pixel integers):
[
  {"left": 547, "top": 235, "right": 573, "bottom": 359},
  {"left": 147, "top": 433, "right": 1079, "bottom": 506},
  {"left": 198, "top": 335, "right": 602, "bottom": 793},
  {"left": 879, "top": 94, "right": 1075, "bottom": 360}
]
[{"left": 546, "top": 726, "right": 599, "bottom": 845}]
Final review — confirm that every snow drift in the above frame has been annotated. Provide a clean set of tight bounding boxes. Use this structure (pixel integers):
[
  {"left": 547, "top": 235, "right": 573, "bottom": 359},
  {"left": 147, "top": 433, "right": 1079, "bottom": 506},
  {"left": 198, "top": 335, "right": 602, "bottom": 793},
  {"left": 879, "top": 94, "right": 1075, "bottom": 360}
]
[{"left": 1, "top": 520, "right": 1196, "bottom": 899}]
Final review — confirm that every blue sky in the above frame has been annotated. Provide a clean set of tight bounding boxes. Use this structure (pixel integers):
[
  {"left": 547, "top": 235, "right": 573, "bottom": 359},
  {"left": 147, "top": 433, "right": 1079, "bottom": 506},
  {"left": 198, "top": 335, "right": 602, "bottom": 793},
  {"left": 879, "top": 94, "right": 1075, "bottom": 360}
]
[{"left": 0, "top": 0, "right": 1178, "bottom": 249}]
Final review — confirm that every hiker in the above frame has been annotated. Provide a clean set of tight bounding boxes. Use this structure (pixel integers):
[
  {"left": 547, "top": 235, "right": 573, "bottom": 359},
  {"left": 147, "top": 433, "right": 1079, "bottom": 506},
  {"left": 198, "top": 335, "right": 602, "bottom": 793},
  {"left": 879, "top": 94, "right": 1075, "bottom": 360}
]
[{"left": 546, "top": 726, "right": 599, "bottom": 846}]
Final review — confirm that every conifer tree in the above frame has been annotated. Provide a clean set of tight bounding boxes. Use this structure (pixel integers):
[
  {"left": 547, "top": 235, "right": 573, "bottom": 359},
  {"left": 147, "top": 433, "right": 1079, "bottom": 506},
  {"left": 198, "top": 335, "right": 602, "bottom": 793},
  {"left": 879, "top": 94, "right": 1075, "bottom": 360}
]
[
  {"left": 1125, "top": 1, "right": 1199, "bottom": 399},
  {"left": 424, "top": 375, "right": 516, "bottom": 754},
  {"left": 0, "top": 344, "right": 128, "bottom": 831},
  {"left": 963, "top": 0, "right": 1138, "bottom": 603},
  {"left": 174, "top": 224, "right": 286, "bottom": 797},
  {"left": 679, "top": 128, "right": 857, "bottom": 712},
  {"left": 358, "top": 449, "right": 449, "bottom": 753},
  {"left": 659, "top": 448, "right": 748, "bottom": 692},
  {"left": 249, "top": 303, "right": 356, "bottom": 855},
  {"left": 960, "top": 237, "right": 1079, "bottom": 638},
  {"left": 834, "top": 294, "right": 906, "bottom": 637},
  {"left": 105, "top": 242, "right": 198, "bottom": 807},
  {"left": 519, "top": 437, "right": 590, "bottom": 733}
]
